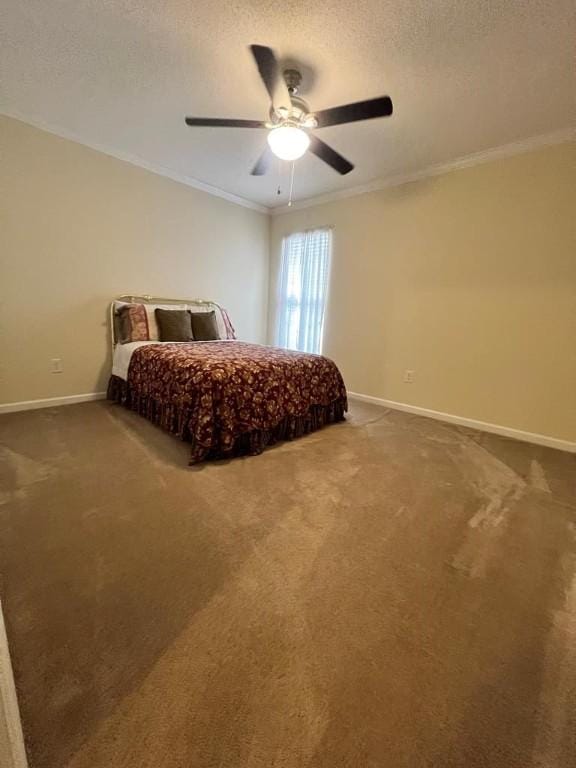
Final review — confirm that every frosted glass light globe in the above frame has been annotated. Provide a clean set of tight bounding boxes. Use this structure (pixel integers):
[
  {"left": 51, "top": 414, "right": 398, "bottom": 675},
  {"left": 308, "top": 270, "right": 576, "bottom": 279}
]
[{"left": 267, "top": 125, "right": 310, "bottom": 161}]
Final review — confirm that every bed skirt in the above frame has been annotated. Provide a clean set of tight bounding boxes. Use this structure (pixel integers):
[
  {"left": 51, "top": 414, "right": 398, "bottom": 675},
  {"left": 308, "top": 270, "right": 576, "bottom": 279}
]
[{"left": 107, "top": 375, "right": 347, "bottom": 464}]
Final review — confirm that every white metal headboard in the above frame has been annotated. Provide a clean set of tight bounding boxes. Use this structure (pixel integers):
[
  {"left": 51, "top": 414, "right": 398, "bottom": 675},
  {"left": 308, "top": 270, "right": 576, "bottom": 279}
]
[{"left": 110, "top": 294, "right": 222, "bottom": 348}]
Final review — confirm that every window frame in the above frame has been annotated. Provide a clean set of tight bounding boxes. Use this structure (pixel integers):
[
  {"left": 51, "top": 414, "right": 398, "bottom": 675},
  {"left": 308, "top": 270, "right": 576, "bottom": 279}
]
[{"left": 274, "top": 226, "right": 333, "bottom": 355}]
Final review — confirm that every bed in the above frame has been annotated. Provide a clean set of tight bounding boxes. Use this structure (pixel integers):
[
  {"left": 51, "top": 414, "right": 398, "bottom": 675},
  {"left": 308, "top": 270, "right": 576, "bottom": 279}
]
[{"left": 107, "top": 295, "right": 347, "bottom": 464}]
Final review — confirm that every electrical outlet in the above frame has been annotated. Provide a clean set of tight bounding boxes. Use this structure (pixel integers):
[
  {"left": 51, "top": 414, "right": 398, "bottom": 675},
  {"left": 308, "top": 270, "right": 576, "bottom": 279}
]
[
  {"left": 403, "top": 369, "right": 415, "bottom": 384},
  {"left": 50, "top": 358, "right": 63, "bottom": 374}
]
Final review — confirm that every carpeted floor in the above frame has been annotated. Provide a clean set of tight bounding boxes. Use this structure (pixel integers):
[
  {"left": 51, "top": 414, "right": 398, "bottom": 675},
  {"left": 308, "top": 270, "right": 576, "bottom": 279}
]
[{"left": 0, "top": 400, "right": 575, "bottom": 768}]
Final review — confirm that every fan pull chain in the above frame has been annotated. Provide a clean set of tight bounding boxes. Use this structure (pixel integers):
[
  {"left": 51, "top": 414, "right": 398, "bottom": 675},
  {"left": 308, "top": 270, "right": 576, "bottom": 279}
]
[
  {"left": 288, "top": 161, "right": 295, "bottom": 207},
  {"left": 276, "top": 154, "right": 282, "bottom": 198},
  {"left": 275, "top": 160, "right": 296, "bottom": 205}
]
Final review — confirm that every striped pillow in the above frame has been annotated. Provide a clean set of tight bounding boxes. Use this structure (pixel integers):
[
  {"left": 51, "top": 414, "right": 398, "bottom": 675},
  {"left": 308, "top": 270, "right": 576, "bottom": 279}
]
[{"left": 220, "top": 307, "right": 236, "bottom": 340}]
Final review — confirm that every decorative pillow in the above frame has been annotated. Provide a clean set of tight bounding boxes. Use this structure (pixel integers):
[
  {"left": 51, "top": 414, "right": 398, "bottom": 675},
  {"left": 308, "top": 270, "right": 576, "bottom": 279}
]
[
  {"left": 184, "top": 304, "right": 223, "bottom": 339},
  {"left": 220, "top": 307, "right": 236, "bottom": 340},
  {"left": 145, "top": 304, "right": 187, "bottom": 340},
  {"left": 113, "top": 301, "right": 236, "bottom": 342},
  {"left": 184, "top": 303, "right": 236, "bottom": 339},
  {"left": 190, "top": 310, "right": 219, "bottom": 341},
  {"left": 113, "top": 301, "right": 187, "bottom": 341},
  {"left": 117, "top": 304, "right": 150, "bottom": 343},
  {"left": 155, "top": 309, "right": 194, "bottom": 342}
]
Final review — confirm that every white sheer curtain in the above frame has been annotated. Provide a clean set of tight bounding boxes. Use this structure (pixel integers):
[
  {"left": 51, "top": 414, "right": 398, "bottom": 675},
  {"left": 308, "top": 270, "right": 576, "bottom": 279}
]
[{"left": 275, "top": 228, "right": 332, "bottom": 354}]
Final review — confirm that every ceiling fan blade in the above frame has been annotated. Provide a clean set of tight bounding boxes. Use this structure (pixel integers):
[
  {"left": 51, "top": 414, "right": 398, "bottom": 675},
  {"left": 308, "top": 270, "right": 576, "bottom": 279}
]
[
  {"left": 185, "top": 117, "right": 266, "bottom": 128},
  {"left": 314, "top": 96, "right": 393, "bottom": 128},
  {"left": 249, "top": 44, "right": 292, "bottom": 110},
  {"left": 308, "top": 135, "right": 354, "bottom": 175},
  {"left": 251, "top": 146, "right": 273, "bottom": 176}
]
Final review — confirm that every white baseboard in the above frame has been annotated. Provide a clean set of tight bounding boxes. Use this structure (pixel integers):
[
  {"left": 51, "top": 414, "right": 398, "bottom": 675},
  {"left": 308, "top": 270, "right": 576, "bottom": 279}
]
[
  {"left": 0, "top": 392, "right": 106, "bottom": 415},
  {"left": 348, "top": 391, "right": 576, "bottom": 454},
  {"left": 0, "top": 603, "right": 28, "bottom": 768},
  {"left": 1, "top": 389, "right": 573, "bottom": 453}
]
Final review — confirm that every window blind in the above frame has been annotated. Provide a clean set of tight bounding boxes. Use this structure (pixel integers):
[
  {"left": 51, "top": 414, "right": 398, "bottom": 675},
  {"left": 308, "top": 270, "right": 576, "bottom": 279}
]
[{"left": 275, "top": 228, "right": 332, "bottom": 354}]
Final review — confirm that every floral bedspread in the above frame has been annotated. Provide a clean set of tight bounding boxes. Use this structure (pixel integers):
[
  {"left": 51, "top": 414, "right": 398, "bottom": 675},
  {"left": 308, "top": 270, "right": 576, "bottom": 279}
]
[{"left": 125, "top": 342, "right": 347, "bottom": 462}]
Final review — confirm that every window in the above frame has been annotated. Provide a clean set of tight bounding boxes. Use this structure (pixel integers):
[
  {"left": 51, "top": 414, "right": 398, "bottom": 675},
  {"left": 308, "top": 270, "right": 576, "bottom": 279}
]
[{"left": 275, "top": 227, "right": 332, "bottom": 354}]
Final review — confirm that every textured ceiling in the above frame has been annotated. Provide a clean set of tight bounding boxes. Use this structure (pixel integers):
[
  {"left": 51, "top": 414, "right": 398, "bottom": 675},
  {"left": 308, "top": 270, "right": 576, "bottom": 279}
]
[{"left": 1, "top": 1, "right": 575, "bottom": 209}]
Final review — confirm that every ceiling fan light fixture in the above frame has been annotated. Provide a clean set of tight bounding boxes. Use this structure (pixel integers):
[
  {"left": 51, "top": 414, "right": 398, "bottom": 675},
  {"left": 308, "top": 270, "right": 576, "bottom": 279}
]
[
  {"left": 185, "top": 45, "right": 392, "bottom": 178},
  {"left": 267, "top": 125, "right": 310, "bottom": 161}
]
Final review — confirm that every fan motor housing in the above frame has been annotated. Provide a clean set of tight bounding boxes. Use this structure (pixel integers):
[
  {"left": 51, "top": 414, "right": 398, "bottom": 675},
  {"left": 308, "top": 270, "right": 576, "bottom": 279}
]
[{"left": 269, "top": 89, "right": 317, "bottom": 128}]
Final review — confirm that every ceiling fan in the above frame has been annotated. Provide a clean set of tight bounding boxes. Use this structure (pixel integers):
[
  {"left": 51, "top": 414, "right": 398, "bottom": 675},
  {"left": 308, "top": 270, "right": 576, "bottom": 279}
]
[{"left": 185, "top": 45, "right": 393, "bottom": 177}]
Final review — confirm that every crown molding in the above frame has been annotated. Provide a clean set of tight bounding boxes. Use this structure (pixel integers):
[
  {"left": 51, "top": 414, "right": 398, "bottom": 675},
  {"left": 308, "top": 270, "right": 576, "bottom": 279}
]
[
  {"left": 271, "top": 126, "right": 576, "bottom": 215},
  {"left": 0, "top": 109, "right": 269, "bottom": 214},
  {"left": 4, "top": 110, "right": 574, "bottom": 218}
]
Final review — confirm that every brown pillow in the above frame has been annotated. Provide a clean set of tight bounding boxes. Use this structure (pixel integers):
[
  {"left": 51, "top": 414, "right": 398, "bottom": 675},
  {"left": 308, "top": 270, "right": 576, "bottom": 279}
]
[
  {"left": 116, "top": 304, "right": 150, "bottom": 343},
  {"left": 154, "top": 309, "right": 194, "bottom": 342},
  {"left": 190, "top": 311, "right": 220, "bottom": 341}
]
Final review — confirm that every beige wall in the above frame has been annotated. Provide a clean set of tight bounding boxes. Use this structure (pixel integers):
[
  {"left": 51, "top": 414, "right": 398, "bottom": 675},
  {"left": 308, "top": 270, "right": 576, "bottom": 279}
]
[
  {"left": 270, "top": 142, "right": 576, "bottom": 442},
  {"left": 0, "top": 116, "right": 269, "bottom": 404},
  {"left": 2, "top": 116, "right": 574, "bottom": 442}
]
